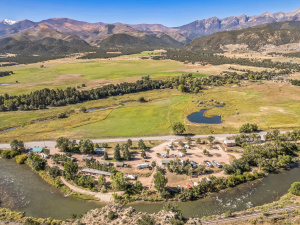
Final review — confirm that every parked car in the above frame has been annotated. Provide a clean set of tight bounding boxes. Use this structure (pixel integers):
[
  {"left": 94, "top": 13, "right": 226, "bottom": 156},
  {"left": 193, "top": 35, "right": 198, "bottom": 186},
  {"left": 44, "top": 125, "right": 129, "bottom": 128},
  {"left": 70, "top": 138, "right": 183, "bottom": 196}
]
[
  {"left": 190, "top": 161, "right": 197, "bottom": 168},
  {"left": 167, "top": 144, "right": 173, "bottom": 149},
  {"left": 204, "top": 160, "right": 214, "bottom": 168},
  {"left": 212, "top": 160, "right": 222, "bottom": 168}
]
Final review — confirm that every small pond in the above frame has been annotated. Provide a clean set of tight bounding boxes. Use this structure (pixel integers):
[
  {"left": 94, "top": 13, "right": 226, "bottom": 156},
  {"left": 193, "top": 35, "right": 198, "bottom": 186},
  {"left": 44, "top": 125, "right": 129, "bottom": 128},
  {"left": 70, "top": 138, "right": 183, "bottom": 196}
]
[
  {"left": 2, "top": 127, "right": 16, "bottom": 132},
  {"left": 86, "top": 107, "right": 108, "bottom": 112},
  {"left": 187, "top": 109, "right": 221, "bottom": 124},
  {"left": 120, "top": 100, "right": 138, "bottom": 104}
]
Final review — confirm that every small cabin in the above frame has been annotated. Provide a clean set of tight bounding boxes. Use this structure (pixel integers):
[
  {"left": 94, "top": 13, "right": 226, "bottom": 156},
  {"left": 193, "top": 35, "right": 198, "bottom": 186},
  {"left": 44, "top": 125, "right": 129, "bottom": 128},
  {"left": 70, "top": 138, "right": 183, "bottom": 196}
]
[
  {"left": 82, "top": 156, "right": 94, "bottom": 161},
  {"left": 116, "top": 162, "right": 124, "bottom": 167},
  {"left": 29, "top": 147, "right": 44, "bottom": 153},
  {"left": 224, "top": 140, "right": 236, "bottom": 147}
]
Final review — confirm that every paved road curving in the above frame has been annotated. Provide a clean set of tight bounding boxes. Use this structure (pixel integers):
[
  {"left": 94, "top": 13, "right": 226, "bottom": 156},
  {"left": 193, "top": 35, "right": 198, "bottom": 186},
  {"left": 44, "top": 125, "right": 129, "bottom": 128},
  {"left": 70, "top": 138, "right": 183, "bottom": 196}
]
[{"left": 0, "top": 131, "right": 287, "bottom": 150}]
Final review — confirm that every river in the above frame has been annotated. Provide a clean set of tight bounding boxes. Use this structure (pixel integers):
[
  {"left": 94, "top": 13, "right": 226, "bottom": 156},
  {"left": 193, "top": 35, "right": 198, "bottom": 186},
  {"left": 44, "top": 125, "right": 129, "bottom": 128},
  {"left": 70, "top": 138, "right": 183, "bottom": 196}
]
[
  {"left": 0, "top": 158, "right": 103, "bottom": 220},
  {"left": 1, "top": 158, "right": 300, "bottom": 220}
]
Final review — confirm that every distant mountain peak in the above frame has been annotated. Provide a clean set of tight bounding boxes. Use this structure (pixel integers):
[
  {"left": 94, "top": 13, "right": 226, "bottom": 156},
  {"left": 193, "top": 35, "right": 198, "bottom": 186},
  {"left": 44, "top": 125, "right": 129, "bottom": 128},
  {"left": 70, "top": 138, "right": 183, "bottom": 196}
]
[{"left": 1, "top": 19, "right": 17, "bottom": 25}]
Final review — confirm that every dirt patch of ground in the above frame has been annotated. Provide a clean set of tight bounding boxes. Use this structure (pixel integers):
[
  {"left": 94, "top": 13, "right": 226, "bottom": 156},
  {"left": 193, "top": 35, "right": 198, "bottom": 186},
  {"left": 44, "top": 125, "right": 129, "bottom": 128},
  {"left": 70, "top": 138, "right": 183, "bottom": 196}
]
[{"left": 168, "top": 63, "right": 269, "bottom": 75}]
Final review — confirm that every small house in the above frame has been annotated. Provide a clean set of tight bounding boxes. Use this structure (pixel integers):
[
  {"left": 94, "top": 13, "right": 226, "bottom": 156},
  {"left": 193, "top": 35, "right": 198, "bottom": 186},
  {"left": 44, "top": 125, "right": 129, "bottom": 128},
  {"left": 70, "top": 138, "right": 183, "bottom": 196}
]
[
  {"left": 116, "top": 162, "right": 124, "bottom": 167},
  {"left": 186, "top": 184, "right": 192, "bottom": 189},
  {"left": 224, "top": 140, "right": 236, "bottom": 147},
  {"left": 29, "top": 147, "right": 44, "bottom": 153},
  {"left": 100, "top": 161, "right": 110, "bottom": 166},
  {"left": 82, "top": 156, "right": 93, "bottom": 161}
]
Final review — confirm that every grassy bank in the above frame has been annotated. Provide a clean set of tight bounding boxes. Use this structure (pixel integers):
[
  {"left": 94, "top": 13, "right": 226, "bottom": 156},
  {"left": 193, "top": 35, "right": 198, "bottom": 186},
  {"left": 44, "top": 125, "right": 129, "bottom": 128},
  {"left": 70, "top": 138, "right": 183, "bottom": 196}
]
[
  {"left": 0, "top": 207, "right": 62, "bottom": 225},
  {"left": 25, "top": 158, "right": 98, "bottom": 201}
]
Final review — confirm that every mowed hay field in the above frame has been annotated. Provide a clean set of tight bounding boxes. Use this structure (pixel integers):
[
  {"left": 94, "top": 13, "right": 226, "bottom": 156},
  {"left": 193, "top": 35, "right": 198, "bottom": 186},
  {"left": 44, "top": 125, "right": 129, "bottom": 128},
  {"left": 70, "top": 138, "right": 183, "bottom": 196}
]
[
  {"left": 0, "top": 89, "right": 189, "bottom": 142},
  {"left": 0, "top": 80, "right": 300, "bottom": 142},
  {"left": 0, "top": 58, "right": 187, "bottom": 95}
]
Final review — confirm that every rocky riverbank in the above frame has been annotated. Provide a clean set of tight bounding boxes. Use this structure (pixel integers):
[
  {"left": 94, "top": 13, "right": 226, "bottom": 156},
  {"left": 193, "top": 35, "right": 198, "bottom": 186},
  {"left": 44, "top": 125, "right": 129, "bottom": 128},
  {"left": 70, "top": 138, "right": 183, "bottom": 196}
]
[{"left": 63, "top": 204, "right": 201, "bottom": 225}]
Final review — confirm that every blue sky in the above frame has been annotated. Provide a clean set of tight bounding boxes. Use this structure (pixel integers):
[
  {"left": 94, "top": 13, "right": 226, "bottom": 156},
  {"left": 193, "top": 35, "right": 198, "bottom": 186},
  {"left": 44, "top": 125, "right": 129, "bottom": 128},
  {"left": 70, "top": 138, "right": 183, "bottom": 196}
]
[{"left": 0, "top": 0, "right": 299, "bottom": 27}]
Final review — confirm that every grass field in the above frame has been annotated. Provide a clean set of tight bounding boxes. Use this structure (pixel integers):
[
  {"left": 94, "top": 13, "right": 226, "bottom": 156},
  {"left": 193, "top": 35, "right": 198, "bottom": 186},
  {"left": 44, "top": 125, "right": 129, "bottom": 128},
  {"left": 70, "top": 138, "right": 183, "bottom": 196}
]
[
  {"left": 0, "top": 52, "right": 300, "bottom": 143},
  {"left": 0, "top": 58, "right": 194, "bottom": 95},
  {"left": 185, "top": 81, "right": 300, "bottom": 134},
  {"left": 1, "top": 80, "right": 300, "bottom": 143}
]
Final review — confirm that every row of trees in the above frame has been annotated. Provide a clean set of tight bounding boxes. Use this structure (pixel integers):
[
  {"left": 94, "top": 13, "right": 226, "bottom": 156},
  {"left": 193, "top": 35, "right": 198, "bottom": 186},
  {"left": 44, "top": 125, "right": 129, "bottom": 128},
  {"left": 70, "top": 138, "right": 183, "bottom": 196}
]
[
  {"left": 222, "top": 69, "right": 292, "bottom": 81},
  {"left": 265, "top": 130, "right": 300, "bottom": 142},
  {"left": 55, "top": 137, "right": 95, "bottom": 154},
  {"left": 224, "top": 140, "right": 298, "bottom": 174},
  {"left": 0, "top": 77, "right": 166, "bottom": 111},
  {"left": 166, "top": 50, "right": 300, "bottom": 71}
]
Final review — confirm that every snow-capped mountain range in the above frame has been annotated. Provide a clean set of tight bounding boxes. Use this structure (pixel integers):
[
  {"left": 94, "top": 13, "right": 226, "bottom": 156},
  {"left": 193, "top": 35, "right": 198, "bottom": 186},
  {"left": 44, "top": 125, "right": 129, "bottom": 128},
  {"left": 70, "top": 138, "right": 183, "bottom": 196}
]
[{"left": 0, "top": 19, "right": 17, "bottom": 25}]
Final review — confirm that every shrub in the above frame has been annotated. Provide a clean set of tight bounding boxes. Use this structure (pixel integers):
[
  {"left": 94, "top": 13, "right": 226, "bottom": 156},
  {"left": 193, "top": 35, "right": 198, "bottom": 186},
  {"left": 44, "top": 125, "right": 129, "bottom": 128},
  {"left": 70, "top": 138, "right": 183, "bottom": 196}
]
[
  {"left": 224, "top": 210, "right": 233, "bottom": 217},
  {"left": 15, "top": 154, "right": 27, "bottom": 164},
  {"left": 137, "top": 215, "right": 155, "bottom": 225},
  {"left": 138, "top": 97, "right": 146, "bottom": 102},
  {"left": 239, "top": 123, "right": 258, "bottom": 133},
  {"left": 49, "top": 166, "right": 60, "bottom": 178},
  {"left": 289, "top": 182, "right": 300, "bottom": 196},
  {"left": 107, "top": 211, "right": 115, "bottom": 220},
  {"left": 1, "top": 150, "right": 18, "bottom": 159},
  {"left": 57, "top": 113, "right": 68, "bottom": 119}
]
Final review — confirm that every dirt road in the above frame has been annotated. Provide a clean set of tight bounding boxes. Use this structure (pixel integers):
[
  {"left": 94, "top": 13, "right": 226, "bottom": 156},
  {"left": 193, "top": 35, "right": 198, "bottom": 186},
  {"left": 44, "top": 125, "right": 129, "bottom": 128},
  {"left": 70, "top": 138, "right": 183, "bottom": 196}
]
[{"left": 0, "top": 131, "right": 282, "bottom": 149}]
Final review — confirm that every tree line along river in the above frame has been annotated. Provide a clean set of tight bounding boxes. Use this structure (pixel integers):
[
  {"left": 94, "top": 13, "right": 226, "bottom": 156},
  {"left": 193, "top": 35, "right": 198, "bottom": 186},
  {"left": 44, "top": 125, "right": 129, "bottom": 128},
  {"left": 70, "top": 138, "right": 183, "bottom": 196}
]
[{"left": 1, "top": 158, "right": 300, "bottom": 220}]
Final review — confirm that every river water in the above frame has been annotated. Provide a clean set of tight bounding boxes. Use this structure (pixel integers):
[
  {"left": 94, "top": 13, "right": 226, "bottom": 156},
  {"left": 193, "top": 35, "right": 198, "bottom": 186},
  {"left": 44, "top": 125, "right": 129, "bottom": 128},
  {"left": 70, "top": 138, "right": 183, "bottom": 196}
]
[
  {"left": 0, "top": 158, "right": 103, "bottom": 220},
  {"left": 1, "top": 158, "right": 300, "bottom": 220}
]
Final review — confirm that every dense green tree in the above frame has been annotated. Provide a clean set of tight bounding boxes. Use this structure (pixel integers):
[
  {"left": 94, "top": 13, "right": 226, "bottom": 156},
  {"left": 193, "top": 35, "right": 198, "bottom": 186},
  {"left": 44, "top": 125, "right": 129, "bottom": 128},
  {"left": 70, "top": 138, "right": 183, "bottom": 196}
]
[
  {"left": 172, "top": 122, "right": 186, "bottom": 135},
  {"left": 78, "top": 139, "right": 94, "bottom": 154},
  {"left": 110, "top": 172, "right": 127, "bottom": 191},
  {"left": 98, "top": 175, "right": 106, "bottom": 187},
  {"left": 141, "top": 150, "right": 146, "bottom": 159},
  {"left": 208, "top": 136, "right": 215, "bottom": 143},
  {"left": 127, "top": 139, "right": 133, "bottom": 148},
  {"left": 63, "top": 160, "right": 78, "bottom": 180},
  {"left": 49, "top": 166, "right": 60, "bottom": 178},
  {"left": 154, "top": 171, "right": 168, "bottom": 193},
  {"left": 239, "top": 123, "right": 258, "bottom": 133},
  {"left": 138, "top": 139, "right": 147, "bottom": 150},
  {"left": 55, "top": 137, "right": 77, "bottom": 152},
  {"left": 104, "top": 152, "right": 108, "bottom": 160},
  {"left": 114, "top": 144, "right": 121, "bottom": 161},
  {"left": 10, "top": 139, "right": 25, "bottom": 153}
]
